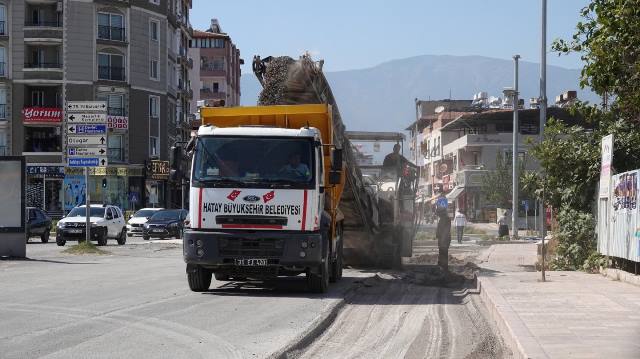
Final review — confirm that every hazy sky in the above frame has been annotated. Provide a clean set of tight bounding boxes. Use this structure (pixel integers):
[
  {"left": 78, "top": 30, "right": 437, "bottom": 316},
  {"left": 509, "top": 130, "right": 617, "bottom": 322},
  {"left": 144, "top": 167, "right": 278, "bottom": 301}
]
[{"left": 191, "top": 0, "right": 588, "bottom": 73}]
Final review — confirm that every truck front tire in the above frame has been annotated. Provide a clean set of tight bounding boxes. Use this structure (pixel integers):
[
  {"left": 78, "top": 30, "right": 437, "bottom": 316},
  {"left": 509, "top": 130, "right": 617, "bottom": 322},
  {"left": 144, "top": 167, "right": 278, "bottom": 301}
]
[
  {"left": 187, "top": 265, "right": 212, "bottom": 292},
  {"left": 308, "top": 241, "right": 330, "bottom": 293}
]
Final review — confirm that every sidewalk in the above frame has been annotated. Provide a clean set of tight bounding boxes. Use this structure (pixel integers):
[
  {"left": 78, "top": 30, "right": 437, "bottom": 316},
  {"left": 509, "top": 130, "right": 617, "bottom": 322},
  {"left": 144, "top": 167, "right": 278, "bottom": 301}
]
[{"left": 477, "top": 244, "right": 640, "bottom": 359}]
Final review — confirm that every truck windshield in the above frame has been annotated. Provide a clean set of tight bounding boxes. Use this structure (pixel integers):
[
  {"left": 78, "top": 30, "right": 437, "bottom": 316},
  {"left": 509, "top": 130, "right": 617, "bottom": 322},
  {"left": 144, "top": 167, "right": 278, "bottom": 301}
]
[{"left": 193, "top": 136, "right": 315, "bottom": 188}]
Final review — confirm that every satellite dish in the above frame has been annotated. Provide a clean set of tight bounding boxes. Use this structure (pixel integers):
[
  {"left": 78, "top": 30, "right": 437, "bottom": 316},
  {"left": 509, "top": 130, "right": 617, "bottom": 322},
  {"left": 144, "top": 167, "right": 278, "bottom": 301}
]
[{"left": 434, "top": 106, "right": 445, "bottom": 114}]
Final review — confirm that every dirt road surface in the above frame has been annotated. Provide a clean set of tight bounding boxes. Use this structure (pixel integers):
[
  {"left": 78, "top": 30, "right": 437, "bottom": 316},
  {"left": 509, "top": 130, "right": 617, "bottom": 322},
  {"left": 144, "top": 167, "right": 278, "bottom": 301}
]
[{"left": 293, "top": 239, "right": 511, "bottom": 359}]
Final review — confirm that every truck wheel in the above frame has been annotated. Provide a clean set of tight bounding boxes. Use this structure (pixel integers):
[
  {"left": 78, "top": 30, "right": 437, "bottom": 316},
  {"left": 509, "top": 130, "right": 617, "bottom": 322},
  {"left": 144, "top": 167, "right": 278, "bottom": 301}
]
[
  {"left": 330, "top": 224, "right": 344, "bottom": 283},
  {"left": 117, "top": 229, "right": 126, "bottom": 245},
  {"left": 41, "top": 228, "right": 50, "bottom": 243},
  {"left": 56, "top": 237, "right": 66, "bottom": 246},
  {"left": 187, "top": 265, "right": 212, "bottom": 292},
  {"left": 308, "top": 241, "right": 329, "bottom": 293},
  {"left": 214, "top": 273, "right": 229, "bottom": 281}
]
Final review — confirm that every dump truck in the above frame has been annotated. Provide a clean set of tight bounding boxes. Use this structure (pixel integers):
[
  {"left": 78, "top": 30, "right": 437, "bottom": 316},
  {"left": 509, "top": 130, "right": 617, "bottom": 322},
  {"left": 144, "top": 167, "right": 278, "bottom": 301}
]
[{"left": 172, "top": 54, "right": 419, "bottom": 293}]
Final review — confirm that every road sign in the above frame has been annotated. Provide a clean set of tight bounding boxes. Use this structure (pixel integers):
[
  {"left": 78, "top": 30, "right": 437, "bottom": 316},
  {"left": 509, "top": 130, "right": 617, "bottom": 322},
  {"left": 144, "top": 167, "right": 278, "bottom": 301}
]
[
  {"left": 67, "top": 157, "right": 108, "bottom": 167},
  {"left": 67, "top": 113, "right": 107, "bottom": 124},
  {"left": 67, "top": 124, "right": 107, "bottom": 135},
  {"left": 522, "top": 200, "right": 529, "bottom": 212},
  {"left": 67, "top": 146, "right": 107, "bottom": 157},
  {"left": 67, "top": 135, "right": 107, "bottom": 146},
  {"left": 436, "top": 196, "right": 448, "bottom": 209},
  {"left": 67, "top": 101, "right": 107, "bottom": 112}
]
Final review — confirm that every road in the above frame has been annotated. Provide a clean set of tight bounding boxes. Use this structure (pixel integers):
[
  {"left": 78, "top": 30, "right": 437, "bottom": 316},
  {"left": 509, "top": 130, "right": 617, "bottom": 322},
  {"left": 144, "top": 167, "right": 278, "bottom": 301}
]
[{"left": 1, "top": 235, "right": 509, "bottom": 359}]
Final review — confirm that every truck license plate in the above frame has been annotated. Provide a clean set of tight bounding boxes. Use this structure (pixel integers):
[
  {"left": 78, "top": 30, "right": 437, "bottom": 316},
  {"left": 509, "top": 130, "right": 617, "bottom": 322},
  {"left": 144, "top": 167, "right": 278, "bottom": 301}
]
[{"left": 235, "top": 258, "right": 268, "bottom": 266}]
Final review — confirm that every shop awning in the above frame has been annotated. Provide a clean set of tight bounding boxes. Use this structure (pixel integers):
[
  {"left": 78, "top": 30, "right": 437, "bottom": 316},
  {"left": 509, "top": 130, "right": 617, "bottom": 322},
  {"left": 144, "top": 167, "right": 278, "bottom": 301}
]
[{"left": 446, "top": 187, "right": 465, "bottom": 201}]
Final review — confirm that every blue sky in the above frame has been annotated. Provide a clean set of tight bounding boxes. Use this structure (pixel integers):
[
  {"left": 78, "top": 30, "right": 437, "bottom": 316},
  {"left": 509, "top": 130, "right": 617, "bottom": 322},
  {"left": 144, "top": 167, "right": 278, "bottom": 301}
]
[{"left": 191, "top": 0, "right": 588, "bottom": 73}]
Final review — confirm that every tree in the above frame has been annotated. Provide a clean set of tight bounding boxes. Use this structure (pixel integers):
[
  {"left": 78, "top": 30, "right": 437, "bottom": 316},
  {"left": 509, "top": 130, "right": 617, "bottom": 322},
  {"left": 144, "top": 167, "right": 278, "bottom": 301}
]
[
  {"left": 552, "top": 0, "right": 640, "bottom": 120},
  {"left": 481, "top": 152, "right": 534, "bottom": 209}
]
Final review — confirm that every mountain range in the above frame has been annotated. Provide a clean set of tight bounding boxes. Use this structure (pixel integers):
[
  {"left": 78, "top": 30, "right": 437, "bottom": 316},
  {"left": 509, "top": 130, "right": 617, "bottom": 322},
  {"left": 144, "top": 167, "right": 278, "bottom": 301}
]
[{"left": 240, "top": 55, "right": 598, "bottom": 132}]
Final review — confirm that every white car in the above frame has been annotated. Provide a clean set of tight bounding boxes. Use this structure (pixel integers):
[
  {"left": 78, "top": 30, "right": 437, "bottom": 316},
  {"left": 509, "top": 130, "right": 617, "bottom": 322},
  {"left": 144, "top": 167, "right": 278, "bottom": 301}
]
[
  {"left": 56, "top": 205, "right": 127, "bottom": 246},
  {"left": 127, "top": 208, "right": 164, "bottom": 237}
]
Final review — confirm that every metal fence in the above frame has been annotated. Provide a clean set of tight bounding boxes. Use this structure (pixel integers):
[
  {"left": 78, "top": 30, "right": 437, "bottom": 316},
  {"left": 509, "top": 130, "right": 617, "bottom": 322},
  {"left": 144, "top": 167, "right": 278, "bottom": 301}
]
[{"left": 598, "top": 169, "right": 640, "bottom": 262}]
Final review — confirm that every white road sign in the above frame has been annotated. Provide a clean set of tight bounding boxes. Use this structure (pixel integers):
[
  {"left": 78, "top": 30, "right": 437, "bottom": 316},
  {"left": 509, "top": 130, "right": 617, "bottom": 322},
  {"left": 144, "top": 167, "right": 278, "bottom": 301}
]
[
  {"left": 67, "top": 113, "right": 107, "bottom": 124},
  {"left": 67, "top": 135, "right": 107, "bottom": 146},
  {"left": 67, "top": 146, "right": 107, "bottom": 157},
  {"left": 67, "top": 101, "right": 107, "bottom": 112}
]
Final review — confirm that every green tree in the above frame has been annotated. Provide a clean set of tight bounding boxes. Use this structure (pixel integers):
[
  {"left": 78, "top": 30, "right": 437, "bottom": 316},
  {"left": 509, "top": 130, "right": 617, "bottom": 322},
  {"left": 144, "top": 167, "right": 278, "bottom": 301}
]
[
  {"left": 481, "top": 152, "right": 534, "bottom": 209},
  {"left": 552, "top": 0, "right": 640, "bottom": 119}
]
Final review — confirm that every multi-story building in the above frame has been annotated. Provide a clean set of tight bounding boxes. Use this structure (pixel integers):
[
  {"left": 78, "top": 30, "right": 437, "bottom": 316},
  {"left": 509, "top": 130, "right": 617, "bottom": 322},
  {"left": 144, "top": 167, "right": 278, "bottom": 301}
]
[
  {"left": 1, "top": 0, "right": 192, "bottom": 217},
  {"left": 188, "top": 18, "right": 241, "bottom": 115},
  {"left": 409, "top": 98, "right": 581, "bottom": 224}
]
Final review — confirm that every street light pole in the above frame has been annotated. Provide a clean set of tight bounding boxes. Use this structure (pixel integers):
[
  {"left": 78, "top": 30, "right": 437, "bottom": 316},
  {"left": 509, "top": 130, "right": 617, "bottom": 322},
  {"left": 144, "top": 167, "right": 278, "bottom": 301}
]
[
  {"left": 512, "top": 55, "right": 520, "bottom": 240},
  {"left": 539, "top": 0, "right": 548, "bottom": 281}
]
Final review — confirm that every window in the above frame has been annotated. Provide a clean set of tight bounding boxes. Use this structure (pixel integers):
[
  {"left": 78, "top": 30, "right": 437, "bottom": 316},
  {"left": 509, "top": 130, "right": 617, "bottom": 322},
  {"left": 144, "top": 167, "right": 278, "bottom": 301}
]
[
  {"left": 108, "top": 94, "right": 124, "bottom": 116},
  {"left": 150, "top": 20, "right": 158, "bottom": 41},
  {"left": 0, "top": 5, "right": 6, "bottom": 35},
  {"left": 98, "top": 53, "right": 125, "bottom": 81},
  {"left": 98, "top": 13, "right": 124, "bottom": 41},
  {"left": 150, "top": 60, "right": 158, "bottom": 80},
  {"left": 31, "top": 91, "right": 45, "bottom": 107},
  {"left": 149, "top": 136, "right": 159, "bottom": 157},
  {"left": 213, "top": 39, "right": 225, "bottom": 48},
  {"left": 24, "top": 126, "right": 61, "bottom": 153},
  {"left": 108, "top": 134, "right": 124, "bottom": 162},
  {"left": 0, "top": 88, "right": 6, "bottom": 119},
  {"left": 149, "top": 96, "right": 159, "bottom": 118},
  {"left": 0, "top": 47, "right": 4, "bottom": 76},
  {"left": 0, "top": 130, "right": 7, "bottom": 156},
  {"left": 213, "top": 82, "right": 219, "bottom": 93},
  {"left": 472, "top": 152, "right": 480, "bottom": 166}
]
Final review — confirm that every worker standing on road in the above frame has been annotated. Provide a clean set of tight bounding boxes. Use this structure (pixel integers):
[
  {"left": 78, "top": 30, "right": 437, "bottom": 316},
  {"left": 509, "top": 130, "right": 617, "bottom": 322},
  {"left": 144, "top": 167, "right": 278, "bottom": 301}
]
[
  {"left": 453, "top": 209, "right": 467, "bottom": 244},
  {"left": 497, "top": 212, "right": 509, "bottom": 238},
  {"left": 435, "top": 207, "right": 451, "bottom": 271}
]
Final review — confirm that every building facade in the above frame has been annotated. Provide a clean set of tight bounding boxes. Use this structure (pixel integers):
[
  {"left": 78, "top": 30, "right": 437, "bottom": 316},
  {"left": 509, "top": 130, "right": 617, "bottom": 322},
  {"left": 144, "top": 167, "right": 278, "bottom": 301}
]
[
  {"left": 188, "top": 18, "right": 241, "bottom": 115},
  {"left": 1, "top": 0, "right": 192, "bottom": 217}
]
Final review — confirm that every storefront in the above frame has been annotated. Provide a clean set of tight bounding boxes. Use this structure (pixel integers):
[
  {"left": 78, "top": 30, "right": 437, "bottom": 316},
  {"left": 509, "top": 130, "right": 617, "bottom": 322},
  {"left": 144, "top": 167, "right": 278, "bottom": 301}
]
[
  {"left": 26, "top": 165, "right": 65, "bottom": 217},
  {"left": 64, "top": 166, "right": 144, "bottom": 213},
  {"left": 145, "top": 160, "right": 169, "bottom": 209}
]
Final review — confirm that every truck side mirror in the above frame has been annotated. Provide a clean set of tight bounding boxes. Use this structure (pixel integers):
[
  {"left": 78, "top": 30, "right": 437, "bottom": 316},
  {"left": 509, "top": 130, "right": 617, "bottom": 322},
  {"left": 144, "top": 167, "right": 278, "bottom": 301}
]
[
  {"left": 331, "top": 148, "right": 343, "bottom": 171},
  {"left": 329, "top": 170, "right": 342, "bottom": 185},
  {"left": 170, "top": 145, "right": 183, "bottom": 171}
]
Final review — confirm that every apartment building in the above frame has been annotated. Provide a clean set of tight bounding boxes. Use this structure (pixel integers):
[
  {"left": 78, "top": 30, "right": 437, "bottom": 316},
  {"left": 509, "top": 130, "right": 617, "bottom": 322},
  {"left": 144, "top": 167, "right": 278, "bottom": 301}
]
[
  {"left": 1, "top": 0, "right": 192, "bottom": 217},
  {"left": 409, "top": 99, "right": 581, "bottom": 223},
  {"left": 188, "top": 18, "right": 241, "bottom": 115}
]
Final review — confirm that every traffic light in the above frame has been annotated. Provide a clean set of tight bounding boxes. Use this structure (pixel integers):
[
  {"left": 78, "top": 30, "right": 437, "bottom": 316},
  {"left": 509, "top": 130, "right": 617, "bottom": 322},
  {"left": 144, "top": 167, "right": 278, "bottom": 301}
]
[{"left": 102, "top": 178, "right": 107, "bottom": 188}]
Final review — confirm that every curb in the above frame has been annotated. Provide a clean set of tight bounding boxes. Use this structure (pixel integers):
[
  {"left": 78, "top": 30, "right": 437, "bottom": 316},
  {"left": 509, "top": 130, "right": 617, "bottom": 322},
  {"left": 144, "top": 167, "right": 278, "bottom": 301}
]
[
  {"left": 477, "top": 274, "right": 549, "bottom": 359},
  {"left": 599, "top": 267, "right": 640, "bottom": 287}
]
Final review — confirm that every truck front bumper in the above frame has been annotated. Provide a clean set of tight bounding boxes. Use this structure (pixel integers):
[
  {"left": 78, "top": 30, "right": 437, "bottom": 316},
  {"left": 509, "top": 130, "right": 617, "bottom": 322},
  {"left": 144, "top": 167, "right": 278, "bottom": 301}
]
[{"left": 183, "top": 229, "right": 323, "bottom": 270}]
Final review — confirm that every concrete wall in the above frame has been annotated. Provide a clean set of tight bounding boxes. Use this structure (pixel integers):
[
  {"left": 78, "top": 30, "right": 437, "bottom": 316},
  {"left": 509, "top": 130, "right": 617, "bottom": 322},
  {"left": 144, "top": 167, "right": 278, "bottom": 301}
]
[
  {"left": 65, "top": 1, "right": 94, "bottom": 82},
  {"left": 129, "top": 8, "right": 166, "bottom": 90}
]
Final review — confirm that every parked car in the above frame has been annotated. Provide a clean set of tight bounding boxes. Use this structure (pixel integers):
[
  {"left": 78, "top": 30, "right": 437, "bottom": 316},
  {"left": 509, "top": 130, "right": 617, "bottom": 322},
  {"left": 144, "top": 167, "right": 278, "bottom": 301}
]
[
  {"left": 142, "top": 209, "right": 188, "bottom": 240},
  {"left": 126, "top": 208, "right": 164, "bottom": 237},
  {"left": 26, "top": 207, "right": 52, "bottom": 243},
  {"left": 56, "top": 205, "right": 127, "bottom": 246}
]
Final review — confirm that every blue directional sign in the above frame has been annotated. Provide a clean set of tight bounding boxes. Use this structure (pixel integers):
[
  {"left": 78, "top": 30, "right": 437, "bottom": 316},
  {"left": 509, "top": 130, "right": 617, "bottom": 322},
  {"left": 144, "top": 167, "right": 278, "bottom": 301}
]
[
  {"left": 67, "top": 157, "right": 108, "bottom": 167},
  {"left": 436, "top": 196, "right": 449, "bottom": 209},
  {"left": 67, "top": 124, "right": 107, "bottom": 135}
]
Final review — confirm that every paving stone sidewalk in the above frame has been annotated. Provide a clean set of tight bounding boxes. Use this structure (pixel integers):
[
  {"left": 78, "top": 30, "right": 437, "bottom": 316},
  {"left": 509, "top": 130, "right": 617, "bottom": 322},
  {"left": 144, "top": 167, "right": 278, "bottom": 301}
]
[{"left": 477, "top": 243, "right": 640, "bottom": 359}]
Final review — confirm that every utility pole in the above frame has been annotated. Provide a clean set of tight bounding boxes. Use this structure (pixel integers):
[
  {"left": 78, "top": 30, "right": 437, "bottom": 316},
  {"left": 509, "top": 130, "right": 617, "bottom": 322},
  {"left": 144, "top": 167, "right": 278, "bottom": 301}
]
[
  {"left": 539, "top": 0, "right": 548, "bottom": 282},
  {"left": 512, "top": 55, "right": 520, "bottom": 240}
]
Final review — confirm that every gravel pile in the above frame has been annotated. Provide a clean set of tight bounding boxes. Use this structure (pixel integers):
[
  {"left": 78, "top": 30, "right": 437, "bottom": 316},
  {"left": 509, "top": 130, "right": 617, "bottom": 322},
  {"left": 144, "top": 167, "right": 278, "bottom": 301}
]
[{"left": 258, "top": 56, "right": 296, "bottom": 106}]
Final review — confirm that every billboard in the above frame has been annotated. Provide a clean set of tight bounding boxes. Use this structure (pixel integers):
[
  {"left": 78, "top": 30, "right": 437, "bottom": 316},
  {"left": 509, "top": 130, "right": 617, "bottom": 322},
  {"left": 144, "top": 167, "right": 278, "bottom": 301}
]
[
  {"left": 600, "top": 169, "right": 640, "bottom": 262},
  {"left": 0, "top": 158, "right": 25, "bottom": 232},
  {"left": 63, "top": 175, "right": 87, "bottom": 211}
]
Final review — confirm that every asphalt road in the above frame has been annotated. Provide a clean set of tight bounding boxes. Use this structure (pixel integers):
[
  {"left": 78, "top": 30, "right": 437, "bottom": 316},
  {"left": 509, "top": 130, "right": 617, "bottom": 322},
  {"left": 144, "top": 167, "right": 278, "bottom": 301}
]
[
  {"left": 2, "top": 234, "right": 508, "bottom": 359},
  {"left": 1, "top": 236, "right": 362, "bottom": 359}
]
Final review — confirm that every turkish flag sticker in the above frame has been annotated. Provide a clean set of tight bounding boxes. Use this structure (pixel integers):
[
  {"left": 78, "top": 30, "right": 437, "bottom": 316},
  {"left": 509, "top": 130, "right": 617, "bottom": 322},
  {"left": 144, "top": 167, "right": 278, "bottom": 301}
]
[
  {"left": 263, "top": 190, "right": 275, "bottom": 203},
  {"left": 227, "top": 190, "right": 241, "bottom": 201}
]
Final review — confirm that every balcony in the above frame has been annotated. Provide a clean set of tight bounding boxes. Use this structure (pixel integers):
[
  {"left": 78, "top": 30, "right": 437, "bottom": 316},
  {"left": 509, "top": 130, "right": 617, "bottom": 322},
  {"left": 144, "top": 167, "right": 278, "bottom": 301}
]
[
  {"left": 25, "top": 20, "right": 62, "bottom": 27},
  {"left": 25, "top": 62, "right": 62, "bottom": 69},
  {"left": 200, "top": 89, "right": 226, "bottom": 100},
  {"left": 0, "top": 146, "right": 8, "bottom": 156},
  {"left": 443, "top": 133, "right": 539, "bottom": 155},
  {"left": 98, "top": 66, "right": 125, "bottom": 81},
  {"left": 0, "top": 62, "right": 5, "bottom": 77},
  {"left": 454, "top": 167, "right": 488, "bottom": 188},
  {"left": 97, "top": 26, "right": 126, "bottom": 43},
  {"left": 0, "top": 104, "right": 6, "bottom": 119},
  {"left": 0, "top": 21, "right": 6, "bottom": 36}
]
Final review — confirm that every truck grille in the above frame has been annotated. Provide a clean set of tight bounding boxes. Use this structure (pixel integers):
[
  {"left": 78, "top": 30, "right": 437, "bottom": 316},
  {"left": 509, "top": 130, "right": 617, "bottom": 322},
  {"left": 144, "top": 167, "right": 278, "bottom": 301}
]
[{"left": 218, "top": 238, "right": 285, "bottom": 258}]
